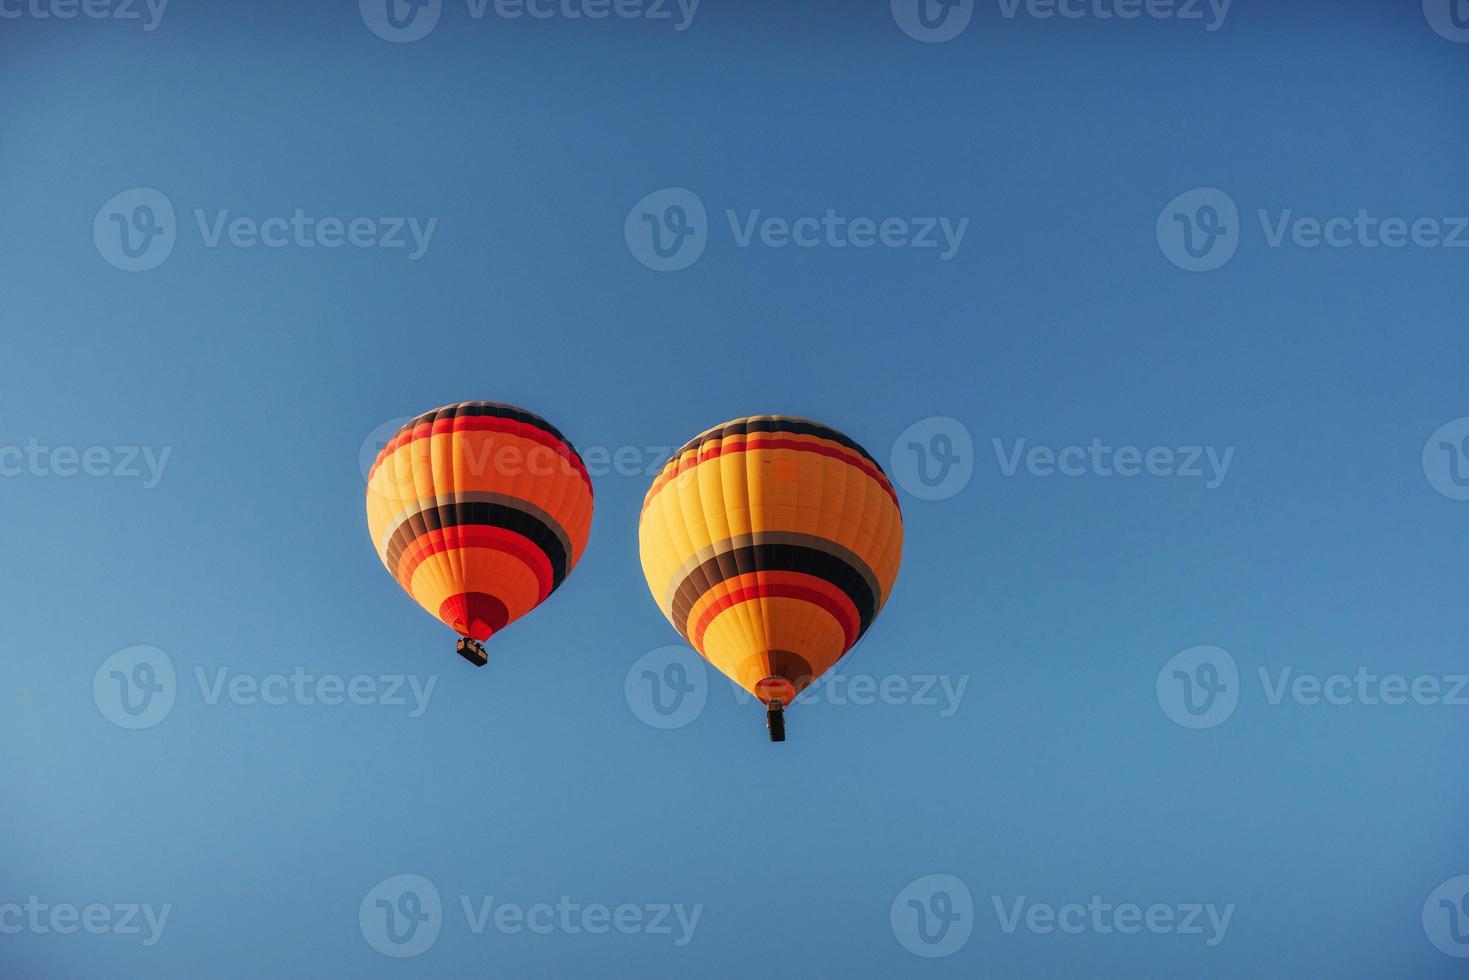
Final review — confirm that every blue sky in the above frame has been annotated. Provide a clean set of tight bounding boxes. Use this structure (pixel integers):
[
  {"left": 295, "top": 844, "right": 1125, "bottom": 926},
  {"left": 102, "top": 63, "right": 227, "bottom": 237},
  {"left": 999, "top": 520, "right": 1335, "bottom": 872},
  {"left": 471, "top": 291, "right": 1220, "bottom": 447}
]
[{"left": 3, "top": 1, "right": 1469, "bottom": 976}]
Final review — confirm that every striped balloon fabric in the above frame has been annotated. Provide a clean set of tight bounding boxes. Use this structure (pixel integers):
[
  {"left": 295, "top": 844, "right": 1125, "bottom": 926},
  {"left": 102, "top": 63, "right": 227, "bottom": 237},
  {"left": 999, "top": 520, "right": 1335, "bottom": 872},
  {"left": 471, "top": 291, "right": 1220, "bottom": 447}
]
[
  {"left": 638, "top": 415, "right": 903, "bottom": 736},
  {"left": 366, "top": 402, "right": 593, "bottom": 663}
]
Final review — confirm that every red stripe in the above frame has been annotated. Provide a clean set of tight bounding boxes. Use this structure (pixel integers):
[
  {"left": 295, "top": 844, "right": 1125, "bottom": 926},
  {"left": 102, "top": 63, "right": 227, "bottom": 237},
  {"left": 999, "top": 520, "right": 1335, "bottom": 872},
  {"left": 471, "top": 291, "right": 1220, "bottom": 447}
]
[
  {"left": 644, "top": 436, "right": 897, "bottom": 513},
  {"left": 690, "top": 580, "right": 860, "bottom": 651},
  {"left": 395, "top": 525, "right": 553, "bottom": 600},
  {"left": 370, "top": 415, "right": 590, "bottom": 491}
]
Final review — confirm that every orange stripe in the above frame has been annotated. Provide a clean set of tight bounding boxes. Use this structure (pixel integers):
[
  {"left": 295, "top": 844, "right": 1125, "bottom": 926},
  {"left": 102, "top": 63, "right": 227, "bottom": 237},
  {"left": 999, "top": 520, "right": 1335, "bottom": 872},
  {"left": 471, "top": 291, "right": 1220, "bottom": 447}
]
[
  {"left": 690, "top": 577, "right": 860, "bottom": 652},
  {"left": 395, "top": 526, "right": 553, "bottom": 600}
]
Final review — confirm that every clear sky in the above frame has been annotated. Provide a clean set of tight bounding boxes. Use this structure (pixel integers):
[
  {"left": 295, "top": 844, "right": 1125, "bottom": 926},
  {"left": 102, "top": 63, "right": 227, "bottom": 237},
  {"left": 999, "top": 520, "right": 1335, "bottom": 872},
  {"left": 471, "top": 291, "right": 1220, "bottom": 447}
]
[{"left": 3, "top": 1, "right": 1469, "bottom": 977}]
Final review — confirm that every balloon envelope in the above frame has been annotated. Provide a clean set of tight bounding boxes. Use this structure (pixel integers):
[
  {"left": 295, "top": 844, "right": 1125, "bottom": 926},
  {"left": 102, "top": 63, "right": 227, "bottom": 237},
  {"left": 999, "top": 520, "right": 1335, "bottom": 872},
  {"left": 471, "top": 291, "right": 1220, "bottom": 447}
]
[
  {"left": 366, "top": 401, "right": 593, "bottom": 647},
  {"left": 638, "top": 415, "right": 903, "bottom": 707}
]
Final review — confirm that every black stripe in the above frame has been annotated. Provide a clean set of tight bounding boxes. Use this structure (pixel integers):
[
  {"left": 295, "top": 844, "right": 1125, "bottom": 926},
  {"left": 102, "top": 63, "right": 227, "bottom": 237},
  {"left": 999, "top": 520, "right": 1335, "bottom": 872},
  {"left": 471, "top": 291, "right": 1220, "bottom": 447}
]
[
  {"left": 405, "top": 402, "right": 575, "bottom": 452},
  {"left": 673, "top": 417, "right": 882, "bottom": 472},
  {"left": 669, "top": 544, "right": 876, "bottom": 641},
  {"left": 386, "top": 502, "right": 568, "bottom": 587}
]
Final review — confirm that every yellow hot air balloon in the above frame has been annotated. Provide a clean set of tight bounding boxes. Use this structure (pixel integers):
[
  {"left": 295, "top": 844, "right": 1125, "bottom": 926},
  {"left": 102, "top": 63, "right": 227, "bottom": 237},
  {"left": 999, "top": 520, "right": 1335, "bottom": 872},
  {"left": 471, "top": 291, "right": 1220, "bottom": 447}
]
[
  {"left": 366, "top": 402, "right": 593, "bottom": 665},
  {"left": 638, "top": 415, "right": 903, "bottom": 740}
]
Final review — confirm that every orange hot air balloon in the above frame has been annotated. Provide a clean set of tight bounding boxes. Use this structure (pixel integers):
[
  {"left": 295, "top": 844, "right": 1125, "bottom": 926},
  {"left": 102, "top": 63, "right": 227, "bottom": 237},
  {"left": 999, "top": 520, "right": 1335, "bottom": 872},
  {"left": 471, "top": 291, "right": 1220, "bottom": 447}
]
[
  {"left": 638, "top": 415, "right": 903, "bottom": 741},
  {"left": 365, "top": 402, "right": 593, "bottom": 665}
]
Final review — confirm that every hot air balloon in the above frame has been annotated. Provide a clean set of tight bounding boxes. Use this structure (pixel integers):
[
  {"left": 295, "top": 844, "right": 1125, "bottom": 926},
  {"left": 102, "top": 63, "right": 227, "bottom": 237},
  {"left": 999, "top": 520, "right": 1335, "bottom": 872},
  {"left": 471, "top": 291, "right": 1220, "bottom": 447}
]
[
  {"left": 638, "top": 415, "right": 903, "bottom": 741},
  {"left": 366, "top": 401, "right": 593, "bottom": 666}
]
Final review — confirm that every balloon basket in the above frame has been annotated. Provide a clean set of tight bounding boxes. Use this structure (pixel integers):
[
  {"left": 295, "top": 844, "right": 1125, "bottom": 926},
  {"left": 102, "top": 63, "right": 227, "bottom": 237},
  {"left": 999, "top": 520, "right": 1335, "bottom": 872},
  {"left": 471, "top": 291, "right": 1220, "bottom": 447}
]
[
  {"left": 766, "top": 700, "right": 786, "bottom": 743},
  {"left": 456, "top": 637, "right": 488, "bottom": 667}
]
